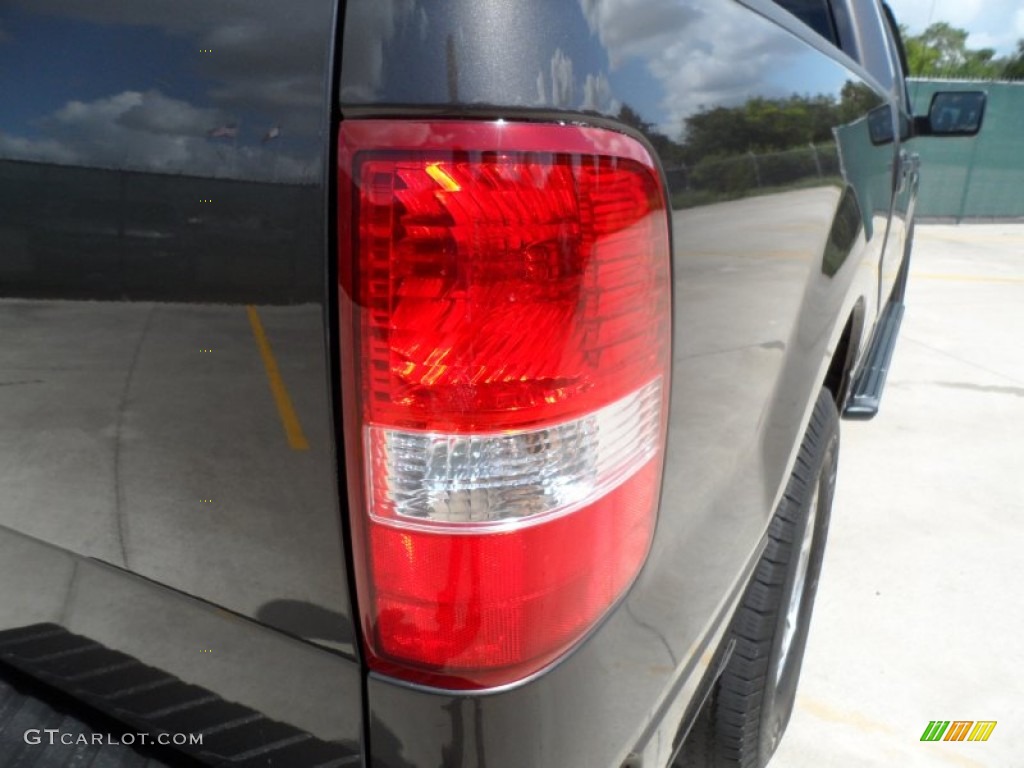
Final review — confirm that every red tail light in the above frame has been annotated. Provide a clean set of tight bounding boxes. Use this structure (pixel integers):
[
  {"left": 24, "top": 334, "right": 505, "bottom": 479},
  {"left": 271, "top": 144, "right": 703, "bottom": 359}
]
[{"left": 338, "top": 120, "right": 671, "bottom": 689}]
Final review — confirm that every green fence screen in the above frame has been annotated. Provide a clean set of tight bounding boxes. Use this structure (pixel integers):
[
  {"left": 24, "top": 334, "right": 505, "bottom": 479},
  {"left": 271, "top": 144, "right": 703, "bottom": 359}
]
[{"left": 909, "top": 79, "right": 1024, "bottom": 220}]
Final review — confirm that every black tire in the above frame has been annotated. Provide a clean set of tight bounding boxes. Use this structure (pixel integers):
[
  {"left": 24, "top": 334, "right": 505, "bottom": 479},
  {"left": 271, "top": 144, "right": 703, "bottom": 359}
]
[{"left": 678, "top": 387, "right": 839, "bottom": 768}]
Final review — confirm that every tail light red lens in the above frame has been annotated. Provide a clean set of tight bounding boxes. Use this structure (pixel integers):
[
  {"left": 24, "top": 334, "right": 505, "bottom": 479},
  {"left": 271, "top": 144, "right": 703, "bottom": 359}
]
[{"left": 338, "top": 120, "right": 671, "bottom": 689}]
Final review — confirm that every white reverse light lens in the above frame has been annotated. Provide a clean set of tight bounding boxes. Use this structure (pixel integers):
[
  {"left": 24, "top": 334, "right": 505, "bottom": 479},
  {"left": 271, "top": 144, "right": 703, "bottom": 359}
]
[{"left": 366, "top": 378, "right": 663, "bottom": 531}]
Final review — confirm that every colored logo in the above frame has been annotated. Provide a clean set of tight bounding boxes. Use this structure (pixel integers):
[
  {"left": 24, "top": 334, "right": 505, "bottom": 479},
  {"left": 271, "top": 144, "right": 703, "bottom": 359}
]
[{"left": 921, "top": 721, "right": 997, "bottom": 742}]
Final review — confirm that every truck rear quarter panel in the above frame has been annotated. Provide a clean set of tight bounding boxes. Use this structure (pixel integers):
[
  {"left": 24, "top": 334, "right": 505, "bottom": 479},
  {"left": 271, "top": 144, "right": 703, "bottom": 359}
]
[{"left": 340, "top": 0, "right": 892, "bottom": 765}]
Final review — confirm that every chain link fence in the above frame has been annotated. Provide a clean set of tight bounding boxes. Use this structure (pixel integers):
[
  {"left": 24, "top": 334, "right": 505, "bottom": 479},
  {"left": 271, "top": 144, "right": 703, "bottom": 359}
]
[{"left": 667, "top": 143, "right": 842, "bottom": 208}]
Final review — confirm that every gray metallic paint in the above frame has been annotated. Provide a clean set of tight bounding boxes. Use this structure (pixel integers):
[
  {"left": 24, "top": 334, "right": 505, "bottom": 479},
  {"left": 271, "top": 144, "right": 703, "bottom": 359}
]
[
  {"left": 339, "top": 0, "right": 896, "bottom": 765},
  {"left": 0, "top": 0, "right": 907, "bottom": 765},
  {"left": 0, "top": 0, "right": 363, "bottom": 754}
]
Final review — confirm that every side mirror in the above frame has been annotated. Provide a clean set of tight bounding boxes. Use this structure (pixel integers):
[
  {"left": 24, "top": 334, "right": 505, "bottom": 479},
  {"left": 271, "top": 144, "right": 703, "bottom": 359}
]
[
  {"left": 867, "top": 104, "right": 895, "bottom": 145},
  {"left": 915, "top": 91, "right": 986, "bottom": 137}
]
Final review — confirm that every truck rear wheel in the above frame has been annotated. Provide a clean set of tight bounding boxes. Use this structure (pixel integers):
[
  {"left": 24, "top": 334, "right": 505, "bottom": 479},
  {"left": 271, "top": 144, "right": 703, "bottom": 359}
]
[{"left": 678, "top": 387, "right": 839, "bottom": 767}]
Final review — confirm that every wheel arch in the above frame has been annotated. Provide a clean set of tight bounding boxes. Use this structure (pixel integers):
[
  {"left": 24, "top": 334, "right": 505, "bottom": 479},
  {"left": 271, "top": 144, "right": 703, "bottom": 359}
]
[{"left": 823, "top": 297, "right": 867, "bottom": 410}]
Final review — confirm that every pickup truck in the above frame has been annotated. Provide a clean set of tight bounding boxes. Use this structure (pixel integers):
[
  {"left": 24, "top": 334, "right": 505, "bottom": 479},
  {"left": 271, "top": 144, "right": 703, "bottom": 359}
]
[{"left": 0, "top": 1, "right": 983, "bottom": 767}]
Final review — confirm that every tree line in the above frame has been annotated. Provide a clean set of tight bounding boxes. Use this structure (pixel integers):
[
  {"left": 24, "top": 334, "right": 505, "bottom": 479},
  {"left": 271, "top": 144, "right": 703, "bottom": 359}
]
[
  {"left": 903, "top": 23, "right": 1024, "bottom": 80},
  {"left": 617, "top": 81, "right": 877, "bottom": 168}
]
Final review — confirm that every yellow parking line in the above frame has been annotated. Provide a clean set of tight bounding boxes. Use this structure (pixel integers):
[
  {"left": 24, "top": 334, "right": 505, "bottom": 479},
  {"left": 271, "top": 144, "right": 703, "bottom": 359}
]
[
  {"left": 920, "top": 232, "right": 1024, "bottom": 244},
  {"left": 913, "top": 272, "right": 1024, "bottom": 285},
  {"left": 795, "top": 698, "right": 987, "bottom": 768},
  {"left": 796, "top": 696, "right": 898, "bottom": 736},
  {"left": 246, "top": 306, "right": 310, "bottom": 451}
]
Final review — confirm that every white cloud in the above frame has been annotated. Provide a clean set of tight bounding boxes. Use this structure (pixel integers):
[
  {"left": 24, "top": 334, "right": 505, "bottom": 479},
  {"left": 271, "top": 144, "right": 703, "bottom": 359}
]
[
  {"left": 4, "top": 0, "right": 345, "bottom": 179},
  {"left": 888, "top": 0, "right": 1023, "bottom": 54},
  {"left": 580, "top": 0, "right": 701, "bottom": 69},
  {"left": 14, "top": 0, "right": 336, "bottom": 130},
  {"left": 580, "top": 0, "right": 797, "bottom": 135},
  {"left": 4, "top": 90, "right": 313, "bottom": 181},
  {"left": 0, "top": 133, "right": 79, "bottom": 164},
  {"left": 112, "top": 90, "right": 228, "bottom": 137}
]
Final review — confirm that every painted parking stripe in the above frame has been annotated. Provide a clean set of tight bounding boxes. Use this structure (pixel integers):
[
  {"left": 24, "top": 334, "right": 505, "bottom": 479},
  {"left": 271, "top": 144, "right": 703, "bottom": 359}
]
[{"left": 246, "top": 306, "right": 310, "bottom": 451}]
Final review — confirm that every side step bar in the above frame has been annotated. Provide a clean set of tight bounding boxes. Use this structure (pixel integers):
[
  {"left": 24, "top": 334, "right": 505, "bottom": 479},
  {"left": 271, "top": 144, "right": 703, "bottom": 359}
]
[{"left": 843, "top": 300, "right": 905, "bottom": 420}]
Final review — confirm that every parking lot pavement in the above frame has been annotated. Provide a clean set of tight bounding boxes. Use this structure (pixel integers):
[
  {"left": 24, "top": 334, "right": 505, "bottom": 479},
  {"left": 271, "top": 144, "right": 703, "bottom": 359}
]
[
  {"left": 774, "top": 223, "right": 1024, "bottom": 767},
  {"left": 0, "top": 301, "right": 350, "bottom": 646}
]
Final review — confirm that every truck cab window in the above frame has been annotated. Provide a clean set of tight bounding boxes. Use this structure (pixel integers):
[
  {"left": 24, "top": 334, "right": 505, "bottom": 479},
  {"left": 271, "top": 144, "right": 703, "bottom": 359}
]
[{"left": 773, "top": 0, "right": 840, "bottom": 46}]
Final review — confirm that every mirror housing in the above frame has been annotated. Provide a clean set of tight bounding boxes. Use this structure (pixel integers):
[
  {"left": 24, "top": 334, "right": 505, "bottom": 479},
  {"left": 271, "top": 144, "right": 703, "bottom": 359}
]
[{"left": 915, "top": 91, "right": 987, "bottom": 137}]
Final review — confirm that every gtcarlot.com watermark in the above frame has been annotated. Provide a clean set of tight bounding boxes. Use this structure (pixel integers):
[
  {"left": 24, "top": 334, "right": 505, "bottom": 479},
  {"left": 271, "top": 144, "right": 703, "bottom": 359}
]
[{"left": 24, "top": 729, "right": 202, "bottom": 747}]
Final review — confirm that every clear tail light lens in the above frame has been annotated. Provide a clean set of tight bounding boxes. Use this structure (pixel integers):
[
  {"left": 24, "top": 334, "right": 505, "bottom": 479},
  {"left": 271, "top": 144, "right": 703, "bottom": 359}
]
[{"left": 338, "top": 120, "right": 671, "bottom": 689}]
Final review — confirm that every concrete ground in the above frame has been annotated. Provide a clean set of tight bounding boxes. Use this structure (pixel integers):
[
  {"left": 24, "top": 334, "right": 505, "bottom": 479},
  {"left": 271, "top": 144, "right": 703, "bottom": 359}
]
[{"left": 774, "top": 224, "right": 1024, "bottom": 767}]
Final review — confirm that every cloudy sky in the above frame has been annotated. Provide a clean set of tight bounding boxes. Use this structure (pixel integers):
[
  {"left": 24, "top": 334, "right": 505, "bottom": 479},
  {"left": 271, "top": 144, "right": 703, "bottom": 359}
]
[
  {"left": 888, "top": 0, "right": 1024, "bottom": 55},
  {"left": 0, "top": 0, "right": 332, "bottom": 181}
]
